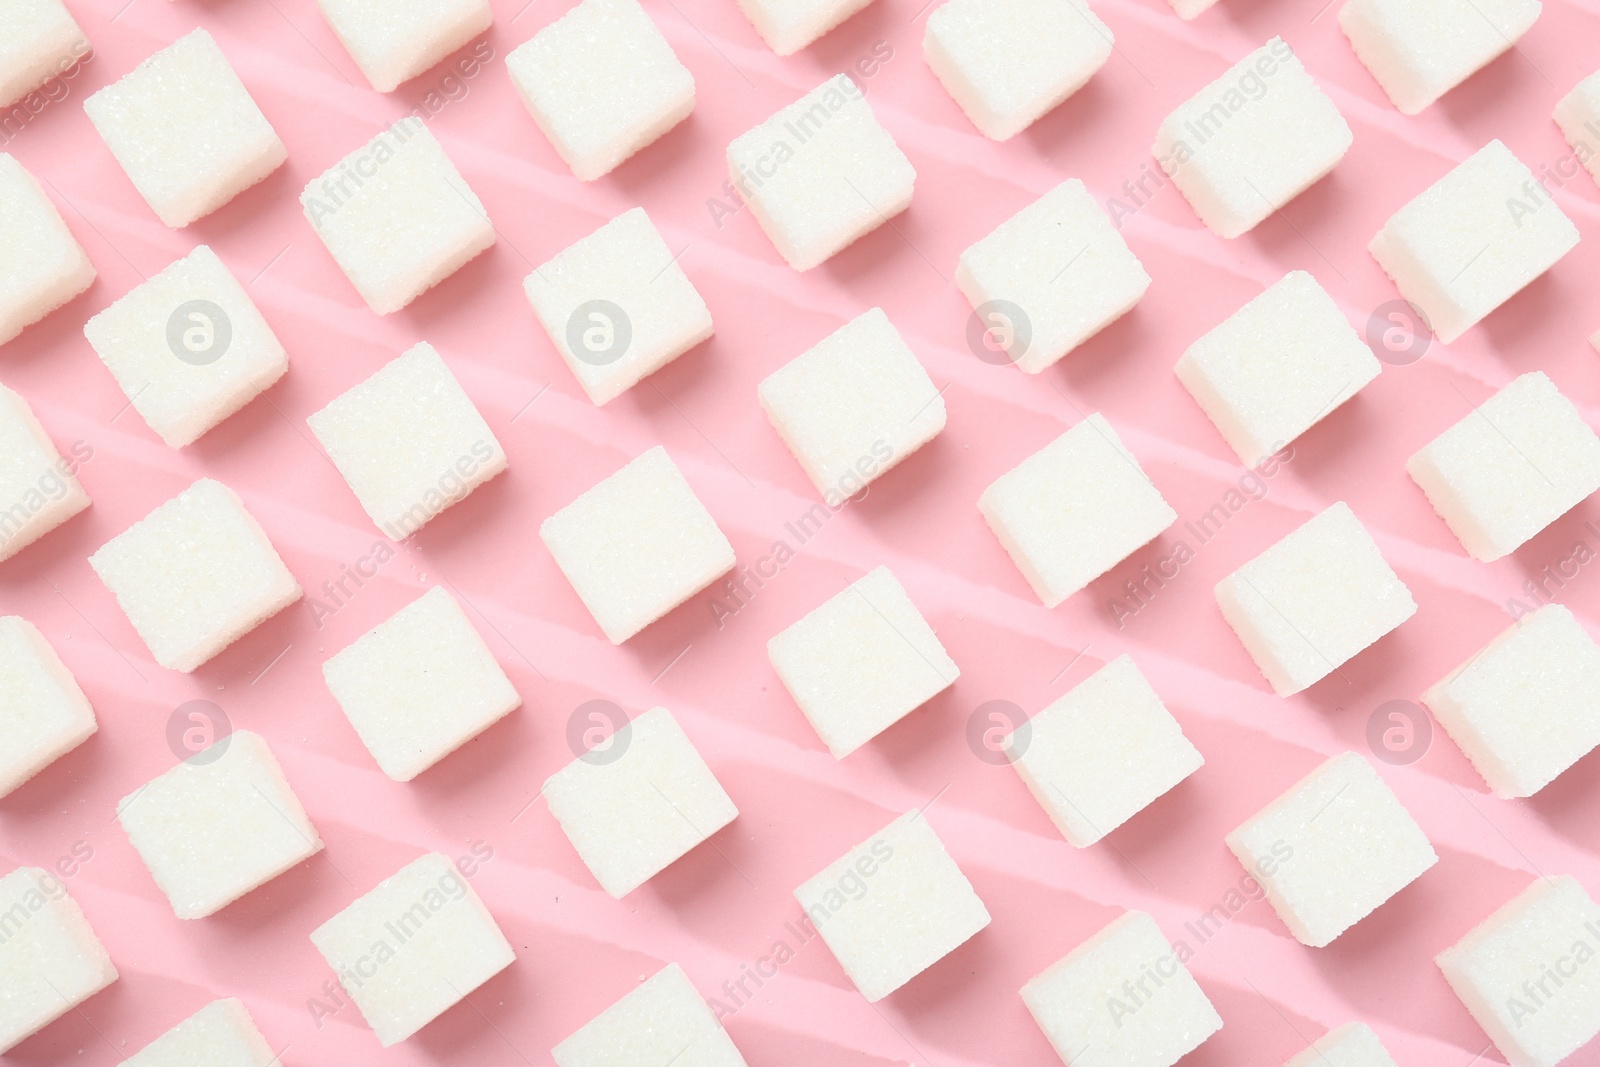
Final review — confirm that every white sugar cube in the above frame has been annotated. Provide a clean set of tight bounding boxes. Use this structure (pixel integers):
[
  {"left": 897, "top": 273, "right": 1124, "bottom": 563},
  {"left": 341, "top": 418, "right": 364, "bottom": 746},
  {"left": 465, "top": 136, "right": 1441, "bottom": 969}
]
[
  {"left": 734, "top": 0, "right": 875, "bottom": 54},
  {"left": 0, "top": 867, "right": 117, "bottom": 1054},
  {"left": 1228, "top": 751, "right": 1437, "bottom": 947},
  {"left": 0, "top": 381, "right": 89, "bottom": 562},
  {"left": 89, "top": 478, "right": 301, "bottom": 673},
  {"left": 125, "top": 1000, "right": 277, "bottom": 1067},
  {"left": 323, "top": 587, "right": 521, "bottom": 782},
  {"left": 1422, "top": 605, "right": 1600, "bottom": 799},
  {"left": 795, "top": 810, "right": 989, "bottom": 1001},
  {"left": 1370, "top": 140, "right": 1579, "bottom": 345},
  {"left": 84, "top": 29, "right": 285, "bottom": 228},
  {"left": 0, "top": 153, "right": 94, "bottom": 346},
  {"left": 544, "top": 706, "right": 737, "bottom": 898},
  {"left": 311, "top": 852, "right": 515, "bottom": 1046},
  {"left": 1215, "top": 502, "right": 1416, "bottom": 696},
  {"left": 956, "top": 180, "right": 1150, "bottom": 373},
  {"left": 1437, "top": 876, "right": 1600, "bottom": 1067},
  {"left": 0, "top": 0, "right": 87, "bottom": 109},
  {"left": 523, "top": 207, "right": 712, "bottom": 405},
  {"left": 768, "top": 566, "right": 959, "bottom": 759},
  {"left": 1154, "top": 38, "right": 1351, "bottom": 239},
  {"left": 302, "top": 119, "right": 495, "bottom": 315},
  {"left": 1166, "top": 0, "right": 1218, "bottom": 18},
  {"left": 1021, "top": 910, "right": 1222, "bottom": 1067},
  {"left": 1007, "top": 654, "right": 1202, "bottom": 847},
  {"left": 1592, "top": 329, "right": 1600, "bottom": 354},
  {"left": 923, "top": 0, "right": 1112, "bottom": 141},
  {"left": 757, "top": 308, "right": 944, "bottom": 500},
  {"left": 508, "top": 0, "right": 694, "bottom": 181},
  {"left": 1555, "top": 73, "right": 1600, "bottom": 188},
  {"left": 0, "top": 617, "right": 95, "bottom": 799},
  {"left": 1339, "top": 0, "right": 1541, "bottom": 115},
  {"left": 1283, "top": 1023, "right": 1399, "bottom": 1067},
  {"left": 554, "top": 963, "right": 747, "bottom": 1067},
  {"left": 308, "top": 343, "right": 507, "bottom": 539},
  {"left": 316, "top": 0, "right": 491, "bottom": 92},
  {"left": 541, "top": 446, "right": 734, "bottom": 644},
  {"left": 1175, "top": 271, "right": 1381, "bottom": 466},
  {"left": 1406, "top": 372, "right": 1600, "bottom": 562},
  {"left": 726, "top": 74, "right": 915, "bottom": 270},
  {"left": 979, "top": 413, "right": 1175, "bottom": 607},
  {"left": 84, "top": 246, "right": 287, "bottom": 449}
]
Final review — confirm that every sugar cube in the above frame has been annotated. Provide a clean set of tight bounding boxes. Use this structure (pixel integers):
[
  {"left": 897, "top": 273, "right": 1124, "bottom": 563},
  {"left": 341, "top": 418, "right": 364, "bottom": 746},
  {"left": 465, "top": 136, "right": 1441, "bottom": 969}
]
[
  {"left": 315, "top": 0, "right": 492, "bottom": 92},
  {"left": 1228, "top": 751, "right": 1437, "bottom": 947},
  {"left": 979, "top": 413, "right": 1176, "bottom": 607},
  {"left": 1021, "top": 910, "right": 1222, "bottom": 1067},
  {"left": 1215, "top": 502, "right": 1416, "bottom": 696},
  {"left": 768, "top": 566, "right": 959, "bottom": 759},
  {"left": 553, "top": 963, "right": 747, "bottom": 1067},
  {"left": 757, "top": 308, "right": 945, "bottom": 500},
  {"left": 308, "top": 343, "right": 507, "bottom": 539},
  {"left": 0, "top": 867, "right": 117, "bottom": 1054},
  {"left": 726, "top": 74, "right": 915, "bottom": 271},
  {"left": 311, "top": 852, "right": 515, "bottom": 1046},
  {"left": 541, "top": 446, "right": 734, "bottom": 644},
  {"left": 1339, "top": 0, "right": 1541, "bottom": 115},
  {"left": 0, "top": 0, "right": 87, "bottom": 109},
  {"left": 1175, "top": 271, "right": 1381, "bottom": 466},
  {"left": 795, "top": 810, "right": 989, "bottom": 1001},
  {"left": 1422, "top": 605, "right": 1600, "bottom": 799},
  {"left": 1437, "top": 876, "right": 1600, "bottom": 1067},
  {"left": 507, "top": 0, "right": 694, "bottom": 181},
  {"left": 734, "top": 0, "right": 875, "bottom": 55},
  {"left": 1007, "top": 654, "right": 1202, "bottom": 847},
  {"left": 1154, "top": 38, "right": 1351, "bottom": 239},
  {"left": 0, "top": 381, "right": 89, "bottom": 562},
  {"left": 125, "top": 1000, "right": 277, "bottom": 1067},
  {"left": 956, "top": 180, "right": 1150, "bottom": 373},
  {"left": 1555, "top": 73, "right": 1600, "bottom": 188},
  {"left": 1406, "top": 372, "right": 1600, "bottom": 562},
  {"left": 1166, "top": 0, "right": 1217, "bottom": 18},
  {"left": 1370, "top": 140, "right": 1579, "bottom": 345},
  {"left": 84, "top": 29, "right": 285, "bottom": 228},
  {"left": 1592, "top": 329, "right": 1600, "bottom": 354},
  {"left": 89, "top": 478, "right": 301, "bottom": 673},
  {"left": 84, "top": 246, "right": 287, "bottom": 449},
  {"left": 1283, "top": 1023, "right": 1400, "bottom": 1067},
  {"left": 523, "top": 207, "right": 712, "bottom": 405},
  {"left": 0, "top": 153, "right": 94, "bottom": 346},
  {"left": 0, "top": 617, "right": 95, "bottom": 798},
  {"left": 301, "top": 119, "right": 495, "bottom": 315}
]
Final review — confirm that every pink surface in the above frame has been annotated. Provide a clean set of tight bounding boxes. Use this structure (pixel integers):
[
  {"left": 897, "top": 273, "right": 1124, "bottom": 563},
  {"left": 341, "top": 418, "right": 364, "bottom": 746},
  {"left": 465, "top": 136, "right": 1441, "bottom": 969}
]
[{"left": 3, "top": 0, "right": 1600, "bottom": 1063}]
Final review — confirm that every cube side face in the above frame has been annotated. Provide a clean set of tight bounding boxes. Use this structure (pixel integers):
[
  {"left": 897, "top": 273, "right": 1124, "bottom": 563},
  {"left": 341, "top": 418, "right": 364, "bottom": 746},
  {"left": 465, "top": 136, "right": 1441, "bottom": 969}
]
[
  {"left": 125, "top": 999, "right": 277, "bottom": 1067},
  {"left": 733, "top": 0, "right": 878, "bottom": 55},
  {"left": 0, "top": 0, "right": 87, "bottom": 109},
  {"left": 552, "top": 964, "right": 748, "bottom": 1067},
  {"left": 0, "top": 617, "right": 96, "bottom": 798},
  {"left": 0, "top": 868, "right": 118, "bottom": 1054},
  {"left": 1554, "top": 74, "right": 1600, "bottom": 187},
  {"left": 0, "top": 383, "right": 91, "bottom": 563},
  {"left": 0, "top": 154, "right": 95, "bottom": 346},
  {"left": 1339, "top": 0, "right": 1541, "bottom": 114},
  {"left": 1283, "top": 1023, "right": 1398, "bottom": 1067},
  {"left": 315, "top": 0, "right": 492, "bottom": 91}
]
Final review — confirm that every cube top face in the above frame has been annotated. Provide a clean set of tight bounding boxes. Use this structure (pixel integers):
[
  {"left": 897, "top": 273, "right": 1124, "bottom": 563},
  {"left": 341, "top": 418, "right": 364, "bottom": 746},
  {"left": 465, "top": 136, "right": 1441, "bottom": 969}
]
[
  {"left": 1227, "top": 751, "right": 1437, "bottom": 947},
  {"left": 311, "top": 852, "right": 515, "bottom": 1046},
  {"left": 767, "top": 566, "right": 959, "bottom": 759},
  {"left": 1371, "top": 140, "right": 1579, "bottom": 344},
  {"left": 1215, "top": 502, "right": 1416, "bottom": 695},
  {"left": 1009, "top": 654, "right": 1203, "bottom": 847},
  {"left": 308, "top": 343, "right": 507, "bottom": 539},
  {"left": 301, "top": 120, "right": 495, "bottom": 315},
  {"left": 726, "top": 74, "right": 915, "bottom": 270},
  {"left": 0, "top": 153, "right": 95, "bottom": 347},
  {"left": 83, "top": 245, "right": 288, "bottom": 449},
  {"left": 979, "top": 413, "right": 1176, "bottom": 607},
  {"left": 1174, "top": 271, "right": 1381, "bottom": 466},
  {"left": 794, "top": 810, "right": 990, "bottom": 1002},
  {"left": 1154, "top": 37, "right": 1352, "bottom": 238},
  {"left": 1167, "top": 0, "right": 1218, "bottom": 16},
  {"left": 524, "top": 207, "right": 713, "bottom": 405},
  {"left": 733, "top": 0, "right": 877, "bottom": 55},
  {"left": 315, "top": 0, "right": 492, "bottom": 92},
  {"left": 83, "top": 29, "right": 286, "bottom": 228},
  {"left": 0, "top": 0, "right": 86, "bottom": 110},
  {"left": 757, "top": 307, "right": 946, "bottom": 499},
  {"left": 1406, "top": 372, "right": 1600, "bottom": 561},
  {"left": 0, "top": 616, "right": 95, "bottom": 798},
  {"left": 1423, "top": 605, "right": 1600, "bottom": 799},
  {"left": 1282, "top": 1023, "right": 1398, "bottom": 1067},
  {"left": 323, "top": 587, "right": 521, "bottom": 782},
  {"left": 956, "top": 180, "right": 1150, "bottom": 373},
  {"left": 540, "top": 446, "right": 735, "bottom": 643},
  {"left": 1554, "top": 73, "right": 1600, "bottom": 187},
  {"left": 923, "top": 0, "right": 1113, "bottom": 141},
  {"left": 543, "top": 706, "right": 738, "bottom": 898},
  {"left": 507, "top": 0, "right": 694, "bottom": 181},
  {"left": 1020, "top": 910, "right": 1222, "bottom": 1067},
  {"left": 125, "top": 999, "right": 277, "bottom": 1067},
  {"left": 1338, "top": 0, "right": 1541, "bottom": 115},
  {"left": 553, "top": 963, "right": 748, "bottom": 1067},
  {"left": 88, "top": 478, "right": 301, "bottom": 673},
  {"left": 0, "top": 381, "right": 90, "bottom": 563},
  {"left": 0, "top": 866, "right": 118, "bottom": 1055}
]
